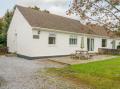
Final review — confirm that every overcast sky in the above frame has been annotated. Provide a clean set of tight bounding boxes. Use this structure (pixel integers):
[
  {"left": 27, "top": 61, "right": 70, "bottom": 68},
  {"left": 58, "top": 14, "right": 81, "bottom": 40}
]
[{"left": 0, "top": 0, "right": 80, "bottom": 20}]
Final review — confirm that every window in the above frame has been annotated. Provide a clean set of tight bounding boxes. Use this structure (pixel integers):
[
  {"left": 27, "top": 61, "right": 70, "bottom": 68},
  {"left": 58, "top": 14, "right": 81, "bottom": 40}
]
[
  {"left": 87, "top": 38, "right": 94, "bottom": 51},
  {"left": 69, "top": 35, "right": 77, "bottom": 45},
  {"left": 49, "top": 37, "right": 56, "bottom": 44},
  {"left": 48, "top": 33, "right": 56, "bottom": 45},
  {"left": 33, "top": 30, "right": 40, "bottom": 39},
  {"left": 33, "top": 35, "right": 39, "bottom": 39},
  {"left": 112, "top": 40, "right": 116, "bottom": 49},
  {"left": 102, "top": 39, "right": 107, "bottom": 47}
]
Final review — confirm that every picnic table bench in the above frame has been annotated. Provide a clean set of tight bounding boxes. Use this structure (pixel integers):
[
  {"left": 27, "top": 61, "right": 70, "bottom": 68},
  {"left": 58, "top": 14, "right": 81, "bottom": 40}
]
[{"left": 71, "top": 50, "right": 92, "bottom": 60}]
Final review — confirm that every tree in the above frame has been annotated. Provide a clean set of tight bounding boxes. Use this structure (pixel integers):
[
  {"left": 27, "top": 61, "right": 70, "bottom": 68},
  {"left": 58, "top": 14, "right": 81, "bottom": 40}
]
[
  {"left": 3, "top": 10, "right": 13, "bottom": 32},
  {"left": 68, "top": 0, "right": 120, "bottom": 30},
  {"left": 0, "top": 20, "right": 5, "bottom": 46},
  {"left": 0, "top": 19, "right": 3, "bottom": 33},
  {"left": 43, "top": 10, "right": 50, "bottom": 13},
  {"left": 31, "top": 6, "right": 40, "bottom": 11},
  {"left": 1, "top": 10, "right": 14, "bottom": 46}
]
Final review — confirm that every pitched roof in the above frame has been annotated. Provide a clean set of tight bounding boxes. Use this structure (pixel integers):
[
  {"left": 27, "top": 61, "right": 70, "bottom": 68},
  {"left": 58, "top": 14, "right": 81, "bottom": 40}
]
[
  {"left": 86, "top": 24, "right": 110, "bottom": 37},
  {"left": 16, "top": 5, "right": 115, "bottom": 37},
  {"left": 87, "top": 24, "right": 120, "bottom": 38}
]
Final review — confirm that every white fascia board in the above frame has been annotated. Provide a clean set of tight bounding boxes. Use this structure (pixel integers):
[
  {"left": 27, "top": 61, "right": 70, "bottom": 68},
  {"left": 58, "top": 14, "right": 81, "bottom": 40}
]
[{"left": 32, "top": 27, "right": 112, "bottom": 39}]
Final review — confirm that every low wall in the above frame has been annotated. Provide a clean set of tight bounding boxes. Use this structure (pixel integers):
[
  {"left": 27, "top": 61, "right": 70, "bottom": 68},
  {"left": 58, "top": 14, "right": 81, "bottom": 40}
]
[
  {"left": 98, "top": 48, "right": 120, "bottom": 55},
  {"left": 0, "top": 47, "right": 8, "bottom": 54}
]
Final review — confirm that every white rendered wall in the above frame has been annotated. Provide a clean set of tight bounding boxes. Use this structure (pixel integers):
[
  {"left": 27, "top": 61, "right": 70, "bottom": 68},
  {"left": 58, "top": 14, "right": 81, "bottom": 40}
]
[
  {"left": 29, "top": 30, "right": 110, "bottom": 57},
  {"left": 31, "top": 30, "right": 120, "bottom": 57},
  {"left": 31, "top": 30, "right": 83, "bottom": 57},
  {"left": 7, "top": 8, "right": 33, "bottom": 56}
]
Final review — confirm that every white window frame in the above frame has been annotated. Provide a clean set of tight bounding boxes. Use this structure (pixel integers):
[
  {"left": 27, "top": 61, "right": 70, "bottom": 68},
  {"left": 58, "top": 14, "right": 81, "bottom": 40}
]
[
  {"left": 48, "top": 33, "right": 56, "bottom": 46},
  {"left": 69, "top": 35, "right": 77, "bottom": 45},
  {"left": 87, "top": 38, "right": 94, "bottom": 51},
  {"left": 33, "top": 30, "right": 40, "bottom": 39},
  {"left": 33, "top": 35, "right": 39, "bottom": 39},
  {"left": 112, "top": 40, "right": 116, "bottom": 49},
  {"left": 102, "top": 39, "right": 107, "bottom": 47}
]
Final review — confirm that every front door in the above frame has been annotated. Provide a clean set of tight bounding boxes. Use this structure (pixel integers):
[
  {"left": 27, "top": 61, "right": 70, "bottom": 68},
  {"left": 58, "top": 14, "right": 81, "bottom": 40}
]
[{"left": 87, "top": 38, "right": 94, "bottom": 51}]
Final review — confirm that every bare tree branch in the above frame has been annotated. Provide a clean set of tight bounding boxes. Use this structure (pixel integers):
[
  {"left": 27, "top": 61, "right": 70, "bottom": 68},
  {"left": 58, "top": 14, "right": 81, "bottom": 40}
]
[{"left": 68, "top": 0, "right": 120, "bottom": 30}]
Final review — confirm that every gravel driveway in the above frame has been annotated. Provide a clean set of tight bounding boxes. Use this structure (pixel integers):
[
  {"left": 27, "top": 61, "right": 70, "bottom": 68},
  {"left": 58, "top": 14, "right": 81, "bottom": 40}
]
[{"left": 0, "top": 56, "right": 87, "bottom": 89}]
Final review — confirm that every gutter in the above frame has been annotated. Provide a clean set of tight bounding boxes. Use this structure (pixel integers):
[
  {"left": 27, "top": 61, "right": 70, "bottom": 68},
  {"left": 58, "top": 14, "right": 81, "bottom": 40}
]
[{"left": 32, "top": 27, "right": 119, "bottom": 39}]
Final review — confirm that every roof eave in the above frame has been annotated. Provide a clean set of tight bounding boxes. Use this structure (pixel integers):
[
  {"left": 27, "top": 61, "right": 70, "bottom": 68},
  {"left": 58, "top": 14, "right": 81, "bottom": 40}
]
[{"left": 32, "top": 27, "right": 111, "bottom": 38}]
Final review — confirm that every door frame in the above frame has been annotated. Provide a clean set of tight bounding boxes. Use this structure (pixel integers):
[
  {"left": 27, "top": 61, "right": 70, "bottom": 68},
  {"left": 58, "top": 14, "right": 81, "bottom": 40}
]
[{"left": 87, "top": 38, "right": 94, "bottom": 52}]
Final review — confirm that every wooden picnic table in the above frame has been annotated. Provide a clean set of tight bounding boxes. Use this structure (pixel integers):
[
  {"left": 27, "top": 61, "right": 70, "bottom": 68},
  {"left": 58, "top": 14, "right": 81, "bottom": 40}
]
[
  {"left": 71, "top": 50, "right": 90, "bottom": 60},
  {"left": 75, "top": 50, "right": 88, "bottom": 54}
]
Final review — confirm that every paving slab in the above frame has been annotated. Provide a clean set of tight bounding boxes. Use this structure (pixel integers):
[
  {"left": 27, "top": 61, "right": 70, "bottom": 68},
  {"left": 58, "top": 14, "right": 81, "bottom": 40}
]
[{"left": 48, "top": 55, "right": 118, "bottom": 65}]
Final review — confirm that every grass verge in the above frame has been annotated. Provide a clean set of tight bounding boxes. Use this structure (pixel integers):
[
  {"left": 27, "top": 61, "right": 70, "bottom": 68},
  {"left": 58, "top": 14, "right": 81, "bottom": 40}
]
[{"left": 48, "top": 57, "right": 120, "bottom": 89}]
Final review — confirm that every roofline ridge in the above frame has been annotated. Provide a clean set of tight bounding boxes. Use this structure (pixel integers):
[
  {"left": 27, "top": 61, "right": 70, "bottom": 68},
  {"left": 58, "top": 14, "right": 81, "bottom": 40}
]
[{"left": 15, "top": 4, "right": 81, "bottom": 23}]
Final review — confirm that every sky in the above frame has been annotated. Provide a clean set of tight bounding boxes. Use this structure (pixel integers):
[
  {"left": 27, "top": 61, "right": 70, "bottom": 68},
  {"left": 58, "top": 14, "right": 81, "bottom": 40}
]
[{"left": 0, "top": 0, "right": 80, "bottom": 20}]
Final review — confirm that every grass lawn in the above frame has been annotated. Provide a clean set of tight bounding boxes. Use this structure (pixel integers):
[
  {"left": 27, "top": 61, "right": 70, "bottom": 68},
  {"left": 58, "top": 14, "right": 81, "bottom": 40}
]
[{"left": 48, "top": 57, "right": 120, "bottom": 89}]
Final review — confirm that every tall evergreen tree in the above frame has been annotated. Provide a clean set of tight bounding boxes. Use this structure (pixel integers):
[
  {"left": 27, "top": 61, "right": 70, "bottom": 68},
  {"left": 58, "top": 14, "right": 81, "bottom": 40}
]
[
  {"left": 1, "top": 10, "right": 14, "bottom": 46},
  {"left": 0, "top": 19, "right": 3, "bottom": 33}
]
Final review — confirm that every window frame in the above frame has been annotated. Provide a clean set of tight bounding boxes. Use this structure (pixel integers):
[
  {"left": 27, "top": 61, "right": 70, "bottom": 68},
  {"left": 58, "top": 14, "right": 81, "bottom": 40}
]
[
  {"left": 48, "top": 33, "right": 56, "bottom": 45},
  {"left": 102, "top": 39, "right": 107, "bottom": 47},
  {"left": 33, "top": 35, "right": 39, "bottom": 39},
  {"left": 87, "top": 38, "right": 94, "bottom": 51},
  {"left": 69, "top": 35, "right": 77, "bottom": 45},
  {"left": 32, "top": 30, "right": 40, "bottom": 39},
  {"left": 112, "top": 40, "right": 116, "bottom": 49}
]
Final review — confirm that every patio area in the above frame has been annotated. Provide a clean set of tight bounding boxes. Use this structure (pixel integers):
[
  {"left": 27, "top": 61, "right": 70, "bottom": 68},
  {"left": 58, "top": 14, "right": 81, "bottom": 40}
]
[{"left": 48, "top": 55, "right": 118, "bottom": 65}]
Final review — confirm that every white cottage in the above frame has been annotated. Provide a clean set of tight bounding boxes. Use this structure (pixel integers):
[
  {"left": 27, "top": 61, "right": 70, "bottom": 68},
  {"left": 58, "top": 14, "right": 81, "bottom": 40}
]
[{"left": 7, "top": 5, "right": 120, "bottom": 59}]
